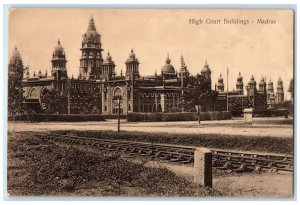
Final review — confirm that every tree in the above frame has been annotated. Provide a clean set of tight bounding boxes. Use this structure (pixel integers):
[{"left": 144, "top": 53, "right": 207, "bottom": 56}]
[
  {"left": 182, "top": 74, "right": 218, "bottom": 123},
  {"left": 40, "top": 89, "right": 67, "bottom": 114},
  {"left": 288, "top": 78, "right": 293, "bottom": 102},
  {"left": 8, "top": 48, "right": 25, "bottom": 116}
]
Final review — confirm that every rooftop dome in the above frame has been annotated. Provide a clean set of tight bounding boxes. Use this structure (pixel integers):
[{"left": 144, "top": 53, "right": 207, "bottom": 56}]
[
  {"left": 82, "top": 16, "right": 100, "bottom": 44},
  {"left": 129, "top": 49, "right": 135, "bottom": 58},
  {"left": 201, "top": 60, "right": 211, "bottom": 73},
  {"left": 161, "top": 54, "right": 175, "bottom": 74},
  {"left": 54, "top": 39, "right": 64, "bottom": 54},
  {"left": 126, "top": 49, "right": 139, "bottom": 63},
  {"left": 259, "top": 77, "right": 266, "bottom": 85},
  {"left": 218, "top": 74, "right": 223, "bottom": 83},
  {"left": 106, "top": 51, "right": 112, "bottom": 62},
  {"left": 268, "top": 79, "right": 273, "bottom": 85},
  {"left": 237, "top": 72, "right": 243, "bottom": 82},
  {"left": 11, "top": 47, "right": 21, "bottom": 60},
  {"left": 248, "top": 75, "right": 256, "bottom": 84},
  {"left": 103, "top": 51, "right": 115, "bottom": 65}
]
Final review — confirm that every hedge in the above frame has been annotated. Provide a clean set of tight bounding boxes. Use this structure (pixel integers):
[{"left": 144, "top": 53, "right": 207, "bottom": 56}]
[
  {"left": 101, "top": 114, "right": 127, "bottom": 120},
  {"left": 127, "top": 112, "right": 232, "bottom": 122},
  {"left": 8, "top": 114, "right": 105, "bottom": 122}
]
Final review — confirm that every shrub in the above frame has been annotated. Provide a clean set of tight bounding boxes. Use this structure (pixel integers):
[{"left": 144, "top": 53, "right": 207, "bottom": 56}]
[{"left": 127, "top": 112, "right": 231, "bottom": 122}]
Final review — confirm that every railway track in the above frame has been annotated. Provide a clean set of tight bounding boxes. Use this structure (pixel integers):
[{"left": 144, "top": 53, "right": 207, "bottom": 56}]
[{"left": 37, "top": 133, "right": 293, "bottom": 173}]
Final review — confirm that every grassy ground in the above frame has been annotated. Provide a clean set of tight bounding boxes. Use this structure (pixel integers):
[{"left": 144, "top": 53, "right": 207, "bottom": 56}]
[
  {"left": 7, "top": 131, "right": 220, "bottom": 197},
  {"left": 53, "top": 130, "right": 293, "bottom": 155}
]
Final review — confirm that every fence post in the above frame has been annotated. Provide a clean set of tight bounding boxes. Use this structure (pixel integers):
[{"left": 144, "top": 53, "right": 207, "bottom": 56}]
[
  {"left": 243, "top": 108, "right": 253, "bottom": 125},
  {"left": 194, "top": 147, "right": 212, "bottom": 188}
]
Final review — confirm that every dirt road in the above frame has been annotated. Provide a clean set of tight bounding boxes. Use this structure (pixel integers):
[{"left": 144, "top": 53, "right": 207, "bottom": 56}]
[{"left": 7, "top": 117, "right": 293, "bottom": 138}]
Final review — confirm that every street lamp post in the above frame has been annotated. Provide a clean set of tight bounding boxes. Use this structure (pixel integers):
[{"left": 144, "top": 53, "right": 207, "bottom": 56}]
[
  {"left": 113, "top": 95, "right": 122, "bottom": 132},
  {"left": 117, "top": 97, "right": 121, "bottom": 132}
]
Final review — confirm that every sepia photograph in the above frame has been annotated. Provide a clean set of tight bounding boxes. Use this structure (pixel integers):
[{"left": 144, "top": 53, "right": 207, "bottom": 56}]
[{"left": 6, "top": 8, "right": 294, "bottom": 198}]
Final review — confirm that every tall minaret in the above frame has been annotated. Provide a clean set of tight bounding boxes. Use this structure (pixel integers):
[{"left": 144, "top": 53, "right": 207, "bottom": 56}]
[
  {"left": 179, "top": 55, "right": 189, "bottom": 78},
  {"left": 79, "top": 16, "right": 103, "bottom": 80},
  {"left": 276, "top": 77, "right": 284, "bottom": 104},
  {"left": 125, "top": 49, "right": 139, "bottom": 79},
  {"left": 51, "top": 39, "right": 67, "bottom": 78},
  {"left": 236, "top": 72, "right": 244, "bottom": 95}
]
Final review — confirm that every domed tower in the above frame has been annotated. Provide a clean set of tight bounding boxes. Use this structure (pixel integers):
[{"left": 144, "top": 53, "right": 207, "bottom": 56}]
[
  {"left": 267, "top": 78, "right": 274, "bottom": 101},
  {"left": 51, "top": 39, "right": 67, "bottom": 78},
  {"left": 179, "top": 55, "right": 189, "bottom": 78},
  {"left": 259, "top": 76, "right": 267, "bottom": 94},
  {"left": 9, "top": 47, "right": 23, "bottom": 77},
  {"left": 79, "top": 16, "right": 103, "bottom": 80},
  {"left": 246, "top": 75, "right": 257, "bottom": 96},
  {"left": 217, "top": 74, "right": 224, "bottom": 92},
  {"left": 8, "top": 47, "right": 24, "bottom": 116},
  {"left": 236, "top": 72, "right": 244, "bottom": 95},
  {"left": 102, "top": 51, "right": 116, "bottom": 78},
  {"left": 161, "top": 54, "right": 176, "bottom": 79},
  {"left": 201, "top": 60, "right": 212, "bottom": 81},
  {"left": 125, "top": 49, "right": 139, "bottom": 79},
  {"left": 276, "top": 77, "right": 284, "bottom": 104}
]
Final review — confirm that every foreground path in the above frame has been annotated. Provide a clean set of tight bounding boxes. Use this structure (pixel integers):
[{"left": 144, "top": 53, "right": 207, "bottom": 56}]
[{"left": 7, "top": 117, "right": 293, "bottom": 138}]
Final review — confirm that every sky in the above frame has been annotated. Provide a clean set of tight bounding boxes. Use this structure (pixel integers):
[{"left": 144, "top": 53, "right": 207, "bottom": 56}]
[{"left": 8, "top": 8, "right": 294, "bottom": 99}]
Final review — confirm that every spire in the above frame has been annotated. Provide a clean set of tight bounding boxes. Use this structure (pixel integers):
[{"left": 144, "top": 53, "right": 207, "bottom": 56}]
[
  {"left": 180, "top": 55, "right": 186, "bottom": 69},
  {"left": 166, "top": 53, "right": 171, "bottom": 64},
  {"left": 203, "top": 59, "right": 209, "bottom": 68},
  {"left": 88, "top": 16, "right": 96, "bottom": 31},
  {"left": 58, "top": 38, "right": 60, "bottom": 45}
]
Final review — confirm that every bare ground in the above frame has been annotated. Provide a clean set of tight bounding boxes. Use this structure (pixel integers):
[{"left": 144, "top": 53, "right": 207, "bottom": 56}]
[{"left": 7, "top": 117, "right": 293, "bottom": 138}]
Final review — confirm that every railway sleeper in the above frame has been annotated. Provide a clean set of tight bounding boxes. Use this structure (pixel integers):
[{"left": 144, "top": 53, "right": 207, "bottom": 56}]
[
  {"left": 170, "top": 155, "right": 184, "bottom": 162},
  {"left": 181, "top": 157, "right": 193, "bottom": 164},
  {"left": 159, "top": 154, "right": 172, "bottom": 160}
]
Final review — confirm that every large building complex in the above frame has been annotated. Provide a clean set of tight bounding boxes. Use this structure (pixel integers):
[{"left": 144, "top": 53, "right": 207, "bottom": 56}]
[{"left": 9, "top": 17, "right": 285, "bottom": 115}]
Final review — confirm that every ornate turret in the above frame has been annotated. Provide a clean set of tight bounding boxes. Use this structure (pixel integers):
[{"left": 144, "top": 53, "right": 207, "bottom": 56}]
[
  {"left": 267, "top": 78, "right": 276, "bottom": 107},
  {"left": 125, "top": 49, "right": 139, "bottom": 79},
  {"left": 276, "top": 77, "right": 284, "bottom": 104},
  {"left": 9, "top": 47, "right": 23, "bottom": 77},
  {"left": 51, "top": 39, "right": 67, "bottom": 78},
  {"left": 79, "top": 16, "right": 103, "bottom": 80},
  {"left": 259, "top": 76, "right": 267, "bottom": 94},
  {"left": 10, "top": 47, "right": 22, "bottom": 63},
  {"left": 246, "top": 75, "right": 257, "bottom": 97},
  {"left": 102, "top": 51, "right": 116, "bottom": 78},
  {"left": 236, "top": 72, "right": 244, "bottom": 95},
  {"left": 201, "top": 60, "right": 211, "bottom": 81},
  {"left": 217, "top": 74, "right": 224, "bottom": 92}
]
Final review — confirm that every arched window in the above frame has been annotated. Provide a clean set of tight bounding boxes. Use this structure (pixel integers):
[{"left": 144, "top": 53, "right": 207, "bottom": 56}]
[
  {"left": 29, "top": 88, "right": 38, "bottom": 99},
  {"left": 114, "top": 87, "right": 122, "bottom": 97}
]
